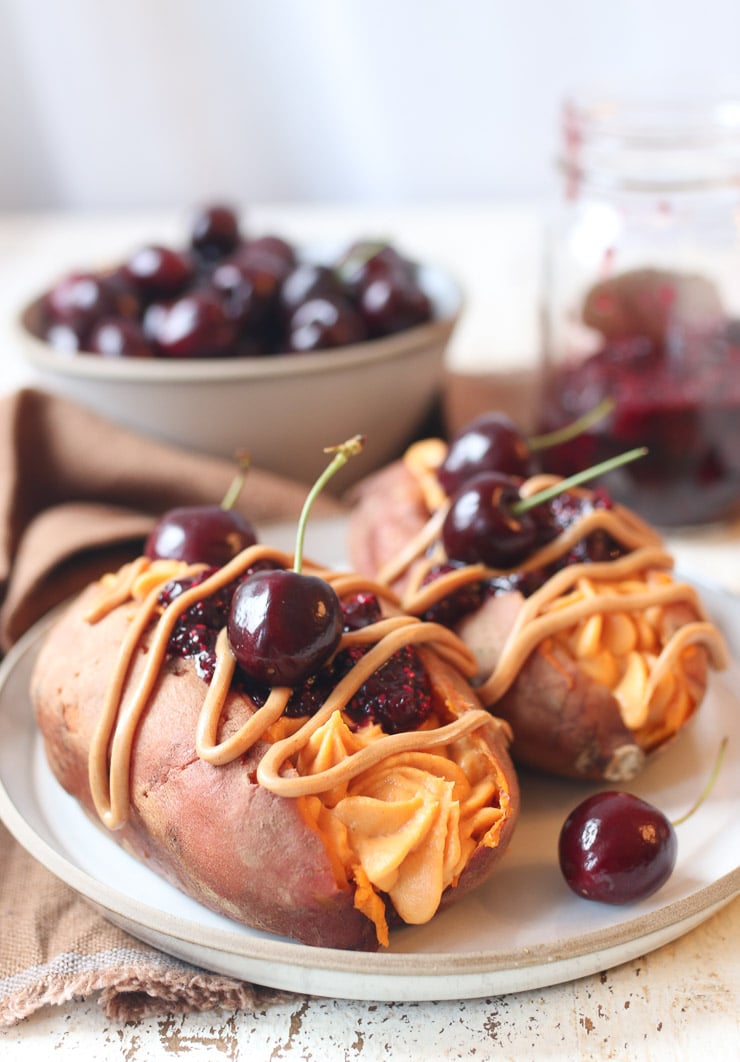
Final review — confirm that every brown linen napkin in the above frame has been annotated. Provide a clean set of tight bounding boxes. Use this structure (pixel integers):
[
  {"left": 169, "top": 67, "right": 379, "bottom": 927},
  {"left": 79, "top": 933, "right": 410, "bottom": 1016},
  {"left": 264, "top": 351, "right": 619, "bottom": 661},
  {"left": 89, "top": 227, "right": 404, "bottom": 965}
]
[{"left": 0, "top": 388, "right": 347, "bottom": 1025}]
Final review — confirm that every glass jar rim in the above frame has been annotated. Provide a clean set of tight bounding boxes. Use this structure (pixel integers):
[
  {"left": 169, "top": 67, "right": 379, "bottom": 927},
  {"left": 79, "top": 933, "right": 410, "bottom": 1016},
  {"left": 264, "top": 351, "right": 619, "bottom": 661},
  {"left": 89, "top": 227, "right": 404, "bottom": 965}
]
[{"left": 560, "top": 92, "right": 740, "bottom": 192}]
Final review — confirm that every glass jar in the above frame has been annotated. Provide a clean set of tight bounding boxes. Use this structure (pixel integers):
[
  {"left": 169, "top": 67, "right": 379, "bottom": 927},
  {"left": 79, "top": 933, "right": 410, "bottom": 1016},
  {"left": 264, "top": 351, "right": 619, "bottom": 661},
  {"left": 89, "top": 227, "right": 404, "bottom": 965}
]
[{"left": 537, "top": 94, "right": 740, "bottom": 527}]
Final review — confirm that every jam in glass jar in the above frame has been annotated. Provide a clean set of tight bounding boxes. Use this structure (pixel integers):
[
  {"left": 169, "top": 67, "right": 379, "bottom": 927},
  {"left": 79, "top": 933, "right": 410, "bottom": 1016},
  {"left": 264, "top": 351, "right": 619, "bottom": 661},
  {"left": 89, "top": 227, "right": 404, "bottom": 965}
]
[{"left": 538, "top": 94, "right": 740, "bottom": 527}]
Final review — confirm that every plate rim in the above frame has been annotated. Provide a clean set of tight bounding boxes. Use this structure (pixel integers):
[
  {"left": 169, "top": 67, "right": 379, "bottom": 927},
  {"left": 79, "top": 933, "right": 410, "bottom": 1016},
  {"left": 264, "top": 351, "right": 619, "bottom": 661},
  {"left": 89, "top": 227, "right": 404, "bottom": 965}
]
[{"left": 0, "top": 574, "right": 738, "bottom": 998}]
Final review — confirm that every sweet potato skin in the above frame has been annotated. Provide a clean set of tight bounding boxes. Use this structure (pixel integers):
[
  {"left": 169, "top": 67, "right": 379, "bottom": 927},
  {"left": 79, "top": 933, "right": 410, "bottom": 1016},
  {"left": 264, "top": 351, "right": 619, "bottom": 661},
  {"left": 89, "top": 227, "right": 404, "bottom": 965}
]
[
  {"left": 348, "top": 460, "right": 428, "bottom": 586},
  {"left": 31, "top": 580, "right": 519, "bottom": 949},
  {"left": 492, "top": 643, "right": 645, "bottom": 781},
  {"left": 31, "top": 584, "right": 379, "bottom": 950}
]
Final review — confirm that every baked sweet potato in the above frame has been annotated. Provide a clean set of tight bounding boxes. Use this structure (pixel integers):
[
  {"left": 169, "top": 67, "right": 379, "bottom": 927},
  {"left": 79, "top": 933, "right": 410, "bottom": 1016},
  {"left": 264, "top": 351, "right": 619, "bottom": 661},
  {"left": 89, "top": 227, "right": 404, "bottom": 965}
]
[
  {"left": 348, "top": 452, "right": 729, "bottom": 782},
  {"left": 31, "top": 549, "right": 519, "bottom": 950}
]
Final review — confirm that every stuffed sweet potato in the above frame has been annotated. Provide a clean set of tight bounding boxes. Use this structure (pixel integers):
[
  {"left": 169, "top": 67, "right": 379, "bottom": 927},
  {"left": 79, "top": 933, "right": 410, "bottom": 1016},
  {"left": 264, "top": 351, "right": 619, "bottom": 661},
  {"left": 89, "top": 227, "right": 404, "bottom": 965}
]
[
  {"left": 31, "top": 544, "right": 519, "bottom": 951},
  {"left": 348, "top": 444, "right": 728, "bottom": 781}
]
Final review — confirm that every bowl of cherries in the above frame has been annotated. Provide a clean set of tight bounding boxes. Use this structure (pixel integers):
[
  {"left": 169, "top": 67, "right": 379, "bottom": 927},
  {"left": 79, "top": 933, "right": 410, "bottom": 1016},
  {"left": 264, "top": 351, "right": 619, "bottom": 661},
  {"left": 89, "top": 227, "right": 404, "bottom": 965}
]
[{"left": 17, "top": 204, "right": 462, "bottom": 486}]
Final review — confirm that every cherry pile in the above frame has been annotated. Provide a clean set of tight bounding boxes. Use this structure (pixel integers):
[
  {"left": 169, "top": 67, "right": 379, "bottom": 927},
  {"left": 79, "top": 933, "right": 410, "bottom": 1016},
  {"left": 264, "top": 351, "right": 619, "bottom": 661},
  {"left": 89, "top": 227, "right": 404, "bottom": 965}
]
[
  {"left": 414, "top": 409, "right": 627, "bottom": 627},
  {"left": 35, "top": 204, "right": 434, "bottom": 359}
]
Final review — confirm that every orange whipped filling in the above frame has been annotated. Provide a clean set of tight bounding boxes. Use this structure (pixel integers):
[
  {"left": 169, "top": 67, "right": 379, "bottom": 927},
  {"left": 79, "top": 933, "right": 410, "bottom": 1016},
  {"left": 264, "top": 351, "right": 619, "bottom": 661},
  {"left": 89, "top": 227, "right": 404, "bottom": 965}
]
[
  {"left": 83, "top": 546, "right": 514, "bottom": 945},
  {"left": 385, "top": 452, "right": 729, "bottom": 749}
]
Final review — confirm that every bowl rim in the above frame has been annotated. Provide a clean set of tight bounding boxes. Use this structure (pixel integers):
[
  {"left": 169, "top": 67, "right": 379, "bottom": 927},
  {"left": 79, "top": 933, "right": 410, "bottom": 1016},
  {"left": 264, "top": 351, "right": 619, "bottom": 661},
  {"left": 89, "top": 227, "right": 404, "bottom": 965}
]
[{"left": 17, "top": 262, "right": 463, "bottom": 384}]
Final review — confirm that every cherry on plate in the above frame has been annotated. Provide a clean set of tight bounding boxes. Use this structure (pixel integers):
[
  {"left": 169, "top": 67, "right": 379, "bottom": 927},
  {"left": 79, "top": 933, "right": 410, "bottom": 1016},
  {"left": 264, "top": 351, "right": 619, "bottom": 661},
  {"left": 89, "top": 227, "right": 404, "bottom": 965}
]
[{"left": 558, "top": 791, "right": 678, "bottom": 905}]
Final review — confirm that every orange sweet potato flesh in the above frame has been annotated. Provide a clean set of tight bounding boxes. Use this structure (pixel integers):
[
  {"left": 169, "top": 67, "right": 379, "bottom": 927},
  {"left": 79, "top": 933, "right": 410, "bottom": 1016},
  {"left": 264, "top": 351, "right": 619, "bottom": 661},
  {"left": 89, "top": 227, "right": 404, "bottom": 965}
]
[{"left": 31, "top": 581, "right": 518, "bottom": 950}]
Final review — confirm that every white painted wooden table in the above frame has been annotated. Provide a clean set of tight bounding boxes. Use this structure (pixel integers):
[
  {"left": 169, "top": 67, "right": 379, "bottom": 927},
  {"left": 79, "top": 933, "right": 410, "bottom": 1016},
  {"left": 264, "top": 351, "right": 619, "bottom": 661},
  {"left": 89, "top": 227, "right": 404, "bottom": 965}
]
[
  {"left": 1, "top": 896, "right": 738, "bottom": 1061},
  {"left": 0, "top": 206, "right": 737, "bottom": 1061}
]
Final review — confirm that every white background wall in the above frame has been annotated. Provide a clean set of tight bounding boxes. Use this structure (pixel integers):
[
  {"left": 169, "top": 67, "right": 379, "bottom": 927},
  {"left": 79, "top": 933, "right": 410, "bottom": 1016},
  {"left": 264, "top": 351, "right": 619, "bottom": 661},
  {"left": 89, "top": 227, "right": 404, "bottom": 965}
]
[{"left": 3, "top": 0, "right": 740, "bottom": 212}]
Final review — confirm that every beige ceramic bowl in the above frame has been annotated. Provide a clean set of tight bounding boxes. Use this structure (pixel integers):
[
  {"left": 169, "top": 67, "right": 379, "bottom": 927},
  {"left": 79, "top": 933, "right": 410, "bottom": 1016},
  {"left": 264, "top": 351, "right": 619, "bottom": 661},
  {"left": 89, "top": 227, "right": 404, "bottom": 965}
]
[{"left": 17, "top": 263, "right": 462, "bottom": 487}]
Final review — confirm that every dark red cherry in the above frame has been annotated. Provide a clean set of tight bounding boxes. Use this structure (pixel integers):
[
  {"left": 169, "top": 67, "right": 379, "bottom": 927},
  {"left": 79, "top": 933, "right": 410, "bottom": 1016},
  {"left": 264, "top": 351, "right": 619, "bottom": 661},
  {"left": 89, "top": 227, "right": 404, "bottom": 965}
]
[
  {"left": 438, "top": 412, "right": 536, "bottom": 495},
  {"left": 209, "top": 258, "right": 277, "bottom": 330},
  {"left": 88, "top": 317, "right": 154, "bottom": 358},
  {"left": 123, "top": 244, "right": 195, "bottom": 299},
  {"left": 145, "top": 457, "right": 257, "bottom": 565},
  {"left": 145, "top": 505, "right": 257, "bottom": 566},
  {"left": 336, "top": 241, "right": 410, "bottom": 299},
  {"left": 287, "top": 294, "right": 367, "bottom": 352},
  {"left": 279, "top": 263, "right": 345, "bottom": 318},
  {"left": 240, "top": 235, "right": 297, "bottom": 279},
  {"left": 559, "top": 791, "right": 677, "bottom": 904},
  {"left": 355, "top": 255, "right": 432, "bottom": 337},
  {"left": 228, "top": 569, "right": 343, "bottom": 686},
  {"left": 190, "top": 204, "right": 240, "bottom": 262},
  {"left": 43, "top": 271, "right": 116, "bottom": 337},
  {"left": 442, "top": 471, "right": 537, "bottom": 568},
  {"left": 144, "top": 291, "right": 237, "bottom": 358},
  {"left": 227, "top": 435, "right": 363, "bottom": 687}
]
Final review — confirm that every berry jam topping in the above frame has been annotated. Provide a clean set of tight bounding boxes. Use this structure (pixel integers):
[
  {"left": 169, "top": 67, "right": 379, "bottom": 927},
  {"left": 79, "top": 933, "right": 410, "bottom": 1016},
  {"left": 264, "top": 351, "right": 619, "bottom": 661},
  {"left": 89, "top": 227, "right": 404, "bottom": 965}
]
[
  {"left": 343, "top": 645, "right": 433, "bottom": 733},
  {"left": 341, "top": 591, "right": 383, "bottom": 630},
  {"left": 159, "top": 568, "right": 240, "bottom": 682},
  {"left": 160, "top": 563, "right": 278, "bottom": 681},
  {"left": 159, "top": 570, "right": 428, "bottom": 734},
  {"left": 419, "top": 563, "right": 488, "bottom": 626},
  {"left": 419, "top": 563, "right": 538, "bottom": 626},
  {"left": 533, "top": 487, "right": 624, "bottom": 568}
]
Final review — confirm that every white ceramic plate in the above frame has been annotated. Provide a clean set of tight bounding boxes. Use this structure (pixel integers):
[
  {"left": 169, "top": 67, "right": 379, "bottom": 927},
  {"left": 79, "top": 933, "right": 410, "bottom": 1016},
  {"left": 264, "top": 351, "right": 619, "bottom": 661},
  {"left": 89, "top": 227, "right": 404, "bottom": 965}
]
[{"left": 0, "top": 537, "right": 737, "bottom": 1002}]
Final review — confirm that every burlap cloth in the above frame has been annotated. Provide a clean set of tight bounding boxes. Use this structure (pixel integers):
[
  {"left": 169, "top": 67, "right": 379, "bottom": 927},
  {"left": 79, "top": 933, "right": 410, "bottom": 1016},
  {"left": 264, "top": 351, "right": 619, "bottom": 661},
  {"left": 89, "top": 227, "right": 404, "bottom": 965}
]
[{"left": 0, "top": 388, "right": 350, "bottom": 1026}]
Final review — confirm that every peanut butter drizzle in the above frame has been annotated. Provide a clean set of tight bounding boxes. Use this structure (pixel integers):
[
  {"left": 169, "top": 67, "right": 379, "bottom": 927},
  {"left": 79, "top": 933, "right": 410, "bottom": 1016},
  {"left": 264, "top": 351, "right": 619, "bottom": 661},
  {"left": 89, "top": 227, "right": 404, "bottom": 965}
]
[
  {"left": 86, "top": 544, "right": 499, "bottom": 830},
  {"left": 387, "top": 470, "right": 729, "bottom": 710}
]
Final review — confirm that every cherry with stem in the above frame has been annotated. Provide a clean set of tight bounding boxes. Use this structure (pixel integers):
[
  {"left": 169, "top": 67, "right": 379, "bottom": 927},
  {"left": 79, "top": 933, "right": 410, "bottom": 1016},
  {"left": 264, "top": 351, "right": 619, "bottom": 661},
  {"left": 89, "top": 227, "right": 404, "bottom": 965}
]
[
  {"left": 228, "top": 436, "right": 365, "bottom": 687},
  {"left": 559, "top": 737, "right": 729, "bottom": 904},
  {"left": 145, "top": 451, "right": 257, "bottom": 566},
  {"left": 442, "top": 446, "right": 647, "bottom": 569},
  {"left": 437, "top": 398, "right": 615, "bottom": 496}
]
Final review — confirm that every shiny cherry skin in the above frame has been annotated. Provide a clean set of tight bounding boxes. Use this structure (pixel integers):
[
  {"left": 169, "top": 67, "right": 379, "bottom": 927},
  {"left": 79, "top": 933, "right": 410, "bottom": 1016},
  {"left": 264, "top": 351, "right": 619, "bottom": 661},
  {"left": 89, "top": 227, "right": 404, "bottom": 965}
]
[
  {"left": 42, "top": 271, "right": 116, "bottom": 339},
  {"left": 190, "top": 204, "right": 240, "bottom": 262},
  {"left": 355, "top": 255, "right": 432, "bottom": 336},
  {"left": 279, "top": 263, "right": 345, "bottom": 318},
  {"left": 442, "top": 471, "right": 537, "bottom": 568},
  {"left": 209, "top": 258, "right": 278, "bottom": 331},
  {"left": 559, "top": 791, "right": 678, "bottom": 905},
  {"left": 145, "top": 505, "right": 257, "bottom": 566},
  {"left": 239, "top": 235, "right": 297, "bottom": 280},
  {"left": 437, "top": 411, "right": 536, "bottom": 496},
  {"left": 337, "top": 241, "right": 409, "bottom": 298},
  {"left": 88, "top": 317, "right": 154, "bottom": 358},
  {"left": 287, "top": 294, "right": 367, "bottom": 351},
  {"left": 228, "top": 569, "right": 343, "bottom": 686},
  {"left": 144, "top": 291, "right": 237, "bottom": 357},
  {"left": 123, "top": 244, "right": 195, "bottom": 299}
]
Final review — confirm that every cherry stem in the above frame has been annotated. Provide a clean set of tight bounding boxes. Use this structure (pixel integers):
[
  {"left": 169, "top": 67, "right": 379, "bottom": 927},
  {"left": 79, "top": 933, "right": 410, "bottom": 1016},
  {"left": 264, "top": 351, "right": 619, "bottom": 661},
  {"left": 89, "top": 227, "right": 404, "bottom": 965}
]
[
  {"left": 336, "top": 239, "right": 389, "bottom": 280},
  {"left": 293, "top": 435, "right": 365, "bottom": 574},
  {"left": 220, "top": 451, "right": 251, "bottom": 511},
  {"left": 512, "top": 447, "right": 648, "bottom": 515},
  {"left": 527, "top": 397, "right": 615, "bottom": 452},
  {"left": 671, "top": 737, "right": 728, "bottom": 827}
]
